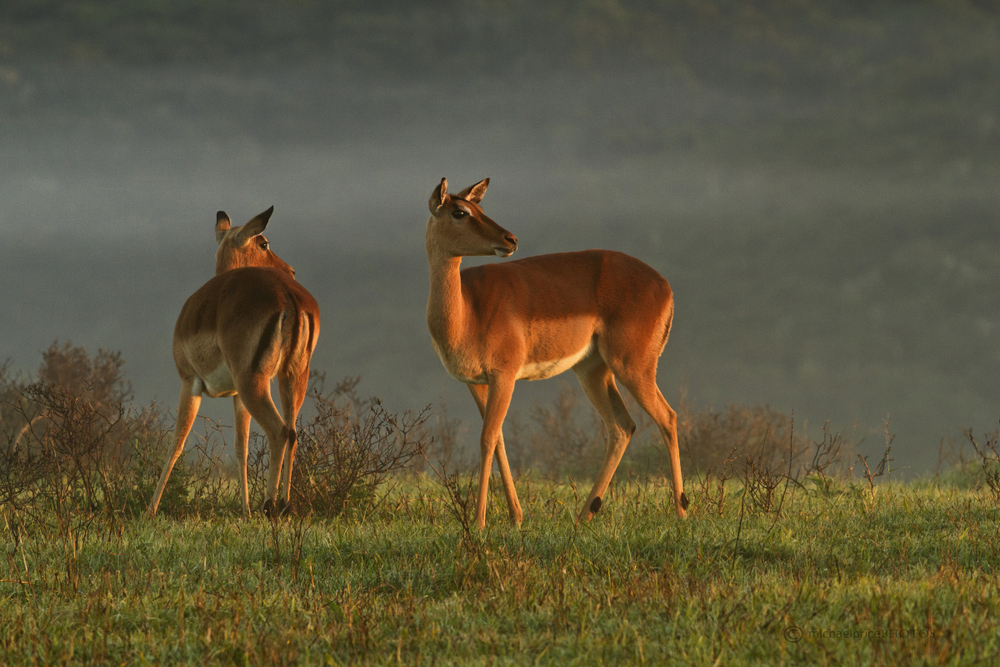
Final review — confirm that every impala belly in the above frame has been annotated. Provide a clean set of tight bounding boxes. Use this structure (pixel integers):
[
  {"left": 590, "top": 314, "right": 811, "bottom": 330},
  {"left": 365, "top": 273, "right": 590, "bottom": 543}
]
[
  {"left": 193, "top": 363, "right": 237, "bottom": 398},
  {"left": 517, "top": 339, "right": 593, "bottom": 381},
  {"left": 182, "top": 333, "right": 237, "bottom": 397}
]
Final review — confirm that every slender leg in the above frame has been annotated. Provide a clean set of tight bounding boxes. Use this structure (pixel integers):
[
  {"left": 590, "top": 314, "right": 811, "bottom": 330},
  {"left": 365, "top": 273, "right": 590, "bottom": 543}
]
[
  {"left": 235, "top": 375, "right": 289, "bottom": 515},
  {"left": 476, "top": 375, "right": 516, "bottom": 529},
  {"left": 148, "top": 379, "right": 201, "bottom": 517},
  {"left": 277, "top": 367, "right": 309, "bottom": 507},
  {"left": 233, "top": 395, "right": 252, "bottom": 517},
  {"left": 614, "top": 366, "right": 687, "bottom": 519},
  {"left": 573, "top": 355, "right": 636, "bottom": 523},
  {"left": 469, "top": 383, "right": 523, "bottom": 525}
]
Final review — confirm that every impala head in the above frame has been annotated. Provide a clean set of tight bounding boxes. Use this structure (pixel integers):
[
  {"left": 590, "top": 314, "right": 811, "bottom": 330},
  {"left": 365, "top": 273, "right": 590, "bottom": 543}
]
[
  {"left": 427, "top": 178, "right": 518, "bottom": 259},
  {"left": 214, "top": 206, "right": 295, "bottom": 277}
]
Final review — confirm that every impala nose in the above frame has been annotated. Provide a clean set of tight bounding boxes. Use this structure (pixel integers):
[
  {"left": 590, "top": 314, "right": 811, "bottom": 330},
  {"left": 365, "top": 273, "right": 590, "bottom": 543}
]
[{"left": 505, "top": 233, "right": 518, "bottom": 249}]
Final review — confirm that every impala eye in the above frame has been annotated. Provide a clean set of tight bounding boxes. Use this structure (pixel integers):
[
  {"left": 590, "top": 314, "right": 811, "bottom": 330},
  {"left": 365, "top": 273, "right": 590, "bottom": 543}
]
[
  {"left": 452, "top": 209, "right": 468, "bottom": 219},
  {"left": 260, "top": 240, "right": 269, "bottom": 250}
]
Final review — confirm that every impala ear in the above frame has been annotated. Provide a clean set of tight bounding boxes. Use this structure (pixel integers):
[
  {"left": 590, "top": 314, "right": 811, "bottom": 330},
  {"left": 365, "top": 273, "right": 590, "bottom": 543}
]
[
  {"left": 429, "top": 178, "right": 448, "bottom": 214},
  {"left": 215, "top": 211, "right": 232, "bottom": 245},
  {"left": 457, "top": 178, "right": 489, "bottom": 204},
  {"left": 239, "top": 206, "right": 274, "bottom": 242},
  {"left": 457, "top": 178, "right": 490, "bottom": 204}
]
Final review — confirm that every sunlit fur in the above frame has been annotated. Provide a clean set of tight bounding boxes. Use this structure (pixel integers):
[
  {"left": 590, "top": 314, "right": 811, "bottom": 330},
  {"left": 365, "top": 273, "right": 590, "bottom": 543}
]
[
  {"left": 148, "top": 207, "right": 320, "bottom": 518},
  {"left": 426, "top": 178, "right": 686, "bottom": 529}
]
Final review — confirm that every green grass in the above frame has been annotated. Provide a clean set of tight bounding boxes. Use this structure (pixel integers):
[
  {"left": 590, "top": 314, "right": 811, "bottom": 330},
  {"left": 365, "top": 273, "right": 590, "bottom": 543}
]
[{"left": 3, "top": 474, "right": 999, "bottom": 664}]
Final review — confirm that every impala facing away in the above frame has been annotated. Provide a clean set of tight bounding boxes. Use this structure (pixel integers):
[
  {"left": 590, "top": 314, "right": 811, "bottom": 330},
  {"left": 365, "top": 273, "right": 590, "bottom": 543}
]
[
  {"left": 426, "top": 178, "right": 688, "bottom": 529},
  {"left": 147, "top": 207, "right": 320, "bottom": 518}
]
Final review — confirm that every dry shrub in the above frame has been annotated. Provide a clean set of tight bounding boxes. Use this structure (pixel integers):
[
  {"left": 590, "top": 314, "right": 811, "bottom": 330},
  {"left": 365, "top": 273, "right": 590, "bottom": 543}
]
[
  {"left": 0, "top": 343, "right": 234, "bottom": 521},
  {"left": 2, "top": 379, "right": 174, "bottom": 596},
  {"left": 108, "top": 373, "right": 434, "bottom": 520},
  {"left": 412, "top": 398, "right": 466, "bottom": 474},
  {"left": 480, "top": 384, "right": 871, "bottom": 523},
  {"left": 269, "top": 376, "right": 431, "bottom": 518},
  {"left": 494, "top": 385, "right": 809, "bottom": 487},
  {"left": 0, "top": 349, "right": 183, "bottom": 588},
  {"left": 6, "top": 341, "right": 132, "bottom": 454},
  {"left": 503, "top": 383, "right": 604, "bottom": 480},
  {"left": 2, "top": 380, "right": 177, "bottom": 520},
  {"left": 857, "top": 417, "right": 895, "bottom": 492},
  {"left": 964, "top": 426, "right": 1000, "bottom": 504},
  {"left": 2, "top": 348, "right": 433, "bottom": 522},
  {"left": 0, "top": 359, "right": 28, "bottom": 443},
  {"left": 37, "top": 340, "right": 132, "bottom": 406},
  {"left": 677, "top": 397, "right": 809, "bottom": 478}
]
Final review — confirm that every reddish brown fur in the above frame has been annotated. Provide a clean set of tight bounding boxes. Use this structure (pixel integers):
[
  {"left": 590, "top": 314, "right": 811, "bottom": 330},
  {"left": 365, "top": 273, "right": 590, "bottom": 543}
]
[
  {"left": 148, "top": 207, "right": 320, "bottom": 518},
  {"left": 426, "top": 178, "right": 685, "bottom": 528}
]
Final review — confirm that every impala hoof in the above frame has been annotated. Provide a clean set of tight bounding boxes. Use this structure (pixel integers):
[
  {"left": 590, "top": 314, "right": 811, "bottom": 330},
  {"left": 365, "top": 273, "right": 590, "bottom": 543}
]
[
  {"left": 262, "top": 498, "right": 276, "bottom": 518},
  {"left": 590, "top": 496, "right": 602, "bottom": 513},
  {"left": 263, "top": 498, "right": 291, "bottom": 518}
]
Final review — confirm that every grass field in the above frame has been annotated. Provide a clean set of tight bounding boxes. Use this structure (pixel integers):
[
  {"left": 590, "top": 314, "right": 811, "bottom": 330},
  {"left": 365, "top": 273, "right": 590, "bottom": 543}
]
[
  {"left": 3, "top": 470, "right": 998, "bottom": 665},
  {"left": 3, "top": 5, "right": 1000, "bottom": 662}
]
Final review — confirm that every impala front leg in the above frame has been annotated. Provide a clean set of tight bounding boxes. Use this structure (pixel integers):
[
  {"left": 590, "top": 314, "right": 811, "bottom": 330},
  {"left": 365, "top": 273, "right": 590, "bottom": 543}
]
[
  {"left": 148, "top": 380, "right": 201, "bottom": 518},
  {"left": 476, "top": 375, "right": 516, "bottom": 530},
  {"left": 469, "top": 383, "right": 523, "bottom": 526}
]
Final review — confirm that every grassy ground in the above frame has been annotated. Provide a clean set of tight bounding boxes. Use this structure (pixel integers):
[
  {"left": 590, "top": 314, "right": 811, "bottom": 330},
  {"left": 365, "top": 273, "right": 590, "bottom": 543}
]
[{"left": 2, "top": 473, "right": 998, "bottom": 665}]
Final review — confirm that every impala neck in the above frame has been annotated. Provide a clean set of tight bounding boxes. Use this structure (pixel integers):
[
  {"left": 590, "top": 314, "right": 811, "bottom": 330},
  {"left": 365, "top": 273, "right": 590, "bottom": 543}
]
[{"left": 425, "top": 239, "right": 466, "bottom": 348}]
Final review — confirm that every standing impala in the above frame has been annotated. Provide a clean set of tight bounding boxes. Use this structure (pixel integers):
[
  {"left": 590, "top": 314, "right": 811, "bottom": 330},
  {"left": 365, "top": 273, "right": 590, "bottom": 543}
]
[
  {"left": 147, "top": 207, "right": 320, "bottom": 518},
  {"left": 426, "top": 178, "right": 688, "bottom": 529}
]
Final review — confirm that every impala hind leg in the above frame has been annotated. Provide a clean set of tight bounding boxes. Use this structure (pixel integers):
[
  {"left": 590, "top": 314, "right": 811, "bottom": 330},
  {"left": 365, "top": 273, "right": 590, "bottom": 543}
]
[
  {"left": 236, "top": 378, "right": 290, "bottom": 517},
  {"left": 615, "top": 367, "right": 687, "bottom": 518},
  {"left": 277, "top": 368, "right": 309, "bottom": 511},
  {"left": 148, "top": 380, "right": 201, "bottom": 517},
  {"left": 573, "top": 356, "right": 636, "bottom": 523},
  {"left": 233, "top": 395, "right": 252, "bottom": 517},
  {"left": 469, "top": 383, "right": 523, "bottom": 526}
]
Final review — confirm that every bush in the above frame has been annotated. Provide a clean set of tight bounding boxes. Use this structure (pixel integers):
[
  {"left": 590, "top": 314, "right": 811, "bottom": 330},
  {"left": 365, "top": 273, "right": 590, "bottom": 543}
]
[
  {"left": 283, "top": 376, "right": 430, "bottom": 518},
  {"left": 2, "top": 348, "right": 433, "bottom": 523},
  {"left": 496, "top": 384, "right": 808, "bottom": 485},
  {"left": 1, "top": 379, "right": 175, "bottom": 520},
  {"left": 503, "top": 384, "right": 605, "bottom": 481},
  {"left": 676, "top": 397, "right": 809, "bottom": 477}
]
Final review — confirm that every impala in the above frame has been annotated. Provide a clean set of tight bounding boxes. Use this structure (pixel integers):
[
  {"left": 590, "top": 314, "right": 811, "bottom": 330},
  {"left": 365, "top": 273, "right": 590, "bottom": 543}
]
[
  {"left": 426, "top": 178, "right": 688, "bottom": 529},
  {"left": 147, "top": 206, "right": 320, "bottom": 518}
]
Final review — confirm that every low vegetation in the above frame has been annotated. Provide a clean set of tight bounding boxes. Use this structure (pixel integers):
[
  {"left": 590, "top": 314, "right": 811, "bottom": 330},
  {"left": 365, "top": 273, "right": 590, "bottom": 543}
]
[{"left": 2, "top": 344, "right": 999, "bottom": 664}]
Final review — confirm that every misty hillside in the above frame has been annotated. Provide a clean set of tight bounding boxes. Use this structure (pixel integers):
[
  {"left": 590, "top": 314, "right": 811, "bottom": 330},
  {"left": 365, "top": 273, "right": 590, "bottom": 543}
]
[{"left": 2, "top": 2, "right": 999, "bottom": 472}]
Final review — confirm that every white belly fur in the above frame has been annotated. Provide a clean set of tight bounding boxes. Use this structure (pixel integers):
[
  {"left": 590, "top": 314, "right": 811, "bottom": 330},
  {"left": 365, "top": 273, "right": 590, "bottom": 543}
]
[
  {"left": 194, "top": 362, "right": 237, "bottom": 397},
  {"left": 517, "top": 340, "right": 593, "bottom": 381},
  {"left": 431, "top": 338, "right": 594, "bottom": 384}
]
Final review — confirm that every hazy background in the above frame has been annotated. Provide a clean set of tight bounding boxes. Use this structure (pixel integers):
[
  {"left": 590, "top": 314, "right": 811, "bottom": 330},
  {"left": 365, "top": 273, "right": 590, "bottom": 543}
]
[{"left": 2, "top": 1, "right": 1000, "bottom": 473}]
